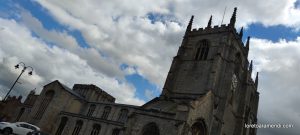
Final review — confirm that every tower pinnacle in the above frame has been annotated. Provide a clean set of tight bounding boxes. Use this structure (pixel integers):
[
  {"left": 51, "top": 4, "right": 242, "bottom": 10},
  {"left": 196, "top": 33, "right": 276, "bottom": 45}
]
[
  {"left": 255, "top": 72, "right": 259, "bottom": 88},
  {"left": 249, "top": 60, "right": 253, "bottom": 75},
  {"left": 185, "top": 15, "right": 194, "bottom": 37},
  {"left": 230, "top": 7, "right": 237, "bottom": 26},
  {"left": 246, "top": 36, "right": 250, "bottom": 51},
  {"left": 207, "top": 15, "right": 212, "bottom": 28},
  {"left": 239, "top": 27, "right": 243, "bottom": 38}
]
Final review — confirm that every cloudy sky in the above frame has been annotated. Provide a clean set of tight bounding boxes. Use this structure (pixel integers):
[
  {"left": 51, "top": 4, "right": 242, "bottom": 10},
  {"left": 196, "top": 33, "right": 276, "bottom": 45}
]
[{"left": 0, "top": 0, "right": 300, "bottom": 134}]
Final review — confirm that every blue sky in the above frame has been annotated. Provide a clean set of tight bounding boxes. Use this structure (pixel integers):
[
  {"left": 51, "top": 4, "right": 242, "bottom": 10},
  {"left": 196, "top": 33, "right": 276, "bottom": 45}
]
[
  {"left": 1, "top": 1, "right": 300, "bottom": 134},
  {"left": 12, "top": 0, "right": 90, "bottom": 48},
  {"left": 244, "top": 24, "right": 300, "bottom": 42}
]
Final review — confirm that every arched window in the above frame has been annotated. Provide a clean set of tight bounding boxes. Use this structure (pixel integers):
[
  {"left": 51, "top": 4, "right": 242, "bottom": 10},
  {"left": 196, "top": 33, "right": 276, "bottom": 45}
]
[
  {"left": 229, "top": 73, "right": 238, "bottom": 105},
  {"left": 87, "top": 104, "right": 96, "bottom": 117},
  {"left": 72, "top": 120, "right": 83, "bottom": 135},
  {"left": 90, "top": 124, "right": 101, "bottom": 135},
  {"left": 34, "top": 90, "right": 55, "bottom": 119},
  {"left": 191, "top": 119, "right": 207, "bottom": 135},
  {"left": 141, "top": 122, "right": 160, "bottom": 135},
  {"left": 195, "top": 40, "right": 209, "bottom": 60},
  {"left": 234, "top": 53, "right": 242, "bottom": 74},
  {"left": 15, "top": 107, "right": 25, "bottom": 121},
  {"left": 250, "top": 93, "right": 254, "bottom": 102},
  {"left": 55, "top": 117, "right": 68, "bottom": 135},
  {"left": 101, "top": 106, "right": 111, "bottom": 119},
  {"left": 117, "top": 109, "right": 128, "bottom": 122},
  {"left": 112, "top": 128, "right": 120, "bottom": 135}
]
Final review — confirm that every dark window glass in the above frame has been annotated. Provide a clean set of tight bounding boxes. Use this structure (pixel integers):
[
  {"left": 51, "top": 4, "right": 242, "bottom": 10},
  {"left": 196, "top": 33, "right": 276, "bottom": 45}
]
[
  {"left": 142, "top": 122, "right": 160, "bottom": 135},
  {"left": 90, "top": 124, "right": 101, "bottom": 135},
  {"left": 72, "top": 120, "right": 83, "bottom": 135},
  {"left": 191, "top": 119, "right": 207, "bottom": 135},
  {"left": 234, "top": 53, "right": 242, "bottom": 74},
  {"left": 195, "top": 40, "right": 209, "bottom": 60},
  {"left": 101, "top": 106, "right": 111, "bottom": 119},
  {"left": 87, "top": 104, "right": 96, "bottom": 117},
  {"left": 112, "top": 128, "right": 120, "bottom": 135},
  {"left": 117, "top": 109, "right": 129, "bottom": 122},
  {"left": 55, "top": 117, "right": 68, "bottom": 135}
]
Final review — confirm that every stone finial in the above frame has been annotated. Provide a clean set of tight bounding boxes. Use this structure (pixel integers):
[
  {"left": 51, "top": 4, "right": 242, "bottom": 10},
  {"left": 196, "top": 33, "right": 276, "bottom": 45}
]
[
  {"left": 245, "top": 36, "right": 251, "bottom": 57},
  {"left": 249, "top": 60, "right": 253, "bottom": 75},
  {"left": 185, "top": 15, "right": 194, "bottom": 36},
  {"left": 230, "top": 7, "right": 237, "bottom": 26},
  {"left": 239, "top": 27, "right": 243, "bottom": 38},
  {"left": 255, "top": 72, "right": 259, "bottom": 88},
  {"left": 246, "top": 36, "right": 250, "bottom": 50},
  {"left": 207, "top": 15, "right": 212, "bottom": 28}
]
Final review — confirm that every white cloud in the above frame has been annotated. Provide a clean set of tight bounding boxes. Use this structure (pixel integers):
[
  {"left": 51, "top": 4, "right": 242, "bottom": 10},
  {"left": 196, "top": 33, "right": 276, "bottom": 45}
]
[
  {"left": 0, "top": 18, "right": 144, "bottom": 105},
  {"left": 34, "top": 0, "right": 183, "bottom": 87},
  {"left": 20, "top": 10, "right": 124, "bottom": 79},
  {"left": 249, "top": 37, "right": 300, "bottom": 134}
]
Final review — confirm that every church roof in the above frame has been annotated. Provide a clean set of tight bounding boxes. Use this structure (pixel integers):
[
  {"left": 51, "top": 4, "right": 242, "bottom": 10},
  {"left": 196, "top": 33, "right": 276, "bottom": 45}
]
[
  {"left": 44, "top": 80, "right": 86, "bottom": 100},
  {"left": 60, "top": 83, "right": 86, "bottom": 100}
]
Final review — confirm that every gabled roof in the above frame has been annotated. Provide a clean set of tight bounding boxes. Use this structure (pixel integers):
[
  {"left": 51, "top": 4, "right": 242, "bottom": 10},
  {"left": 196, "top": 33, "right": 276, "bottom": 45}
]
[
  {"left": 44, "top": 80, "right": 86, "bottom": 100},
  {"left": 88, "top": 100, "right": 140, "bottom": 109},
  {"left": 72, "top": 84, "right": 115, "bottom": 100}
]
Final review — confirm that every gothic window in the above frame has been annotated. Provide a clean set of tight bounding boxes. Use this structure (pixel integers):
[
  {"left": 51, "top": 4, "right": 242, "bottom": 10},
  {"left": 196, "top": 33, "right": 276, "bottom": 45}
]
[
  {"left": 72, "top": 120, "right": 83, "bottom": 135},
  {"left": 15, "top": 107, "right": 25, "bottom": 121},
  {"left": 195, "top": 40, "right": 209, "bottom": 60},
  {"left": 34, "top": 90, "right": 55, "bottom": 119},
  {"left": 112, "top": 128, "right": 120, "bottom": 135},
  {"left": 117, "top": 109, "right": 129, "bottom": 122},
  {"left": 229, "top": 89, "right": 234, "bottom": 105},
  {"left": 191, "top": 119, "right": 207, "bottom": 135},
  {"left": 231, "top": 74, "right": 238, "bottom": 92},
  {"left": 234, "top": 53, "right": 242, "bottom": 74},
  {"left": 101, "top": 106, "right": 111, "bottom": 119},
  {"left": 90, "top": 124, "right": 101, "bottom": 135},
  {"left": 87, "top": 104, "right": 96, "bottom": 117},
  {"left": 55, "top": 117, "right": 68, "bottom": 135},
  {"left": 141, "top": 122, "right": 160, "bottom": 135},
  {"left": 250, "top": 93, "right": 254, "bottom": 102},
  {"left": 229, "top": 74, "right": 238, "bottom": 105}
]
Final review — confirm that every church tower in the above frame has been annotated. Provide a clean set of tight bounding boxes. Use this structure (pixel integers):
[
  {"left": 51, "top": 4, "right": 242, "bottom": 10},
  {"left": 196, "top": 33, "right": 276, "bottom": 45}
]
[{"left": 151, "top": 7, "right": 259, "bottom": 135}]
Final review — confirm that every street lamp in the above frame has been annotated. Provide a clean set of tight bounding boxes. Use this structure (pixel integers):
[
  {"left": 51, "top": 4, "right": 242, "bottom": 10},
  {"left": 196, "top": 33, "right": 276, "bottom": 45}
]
[{"left": 3, "top": 62, "right": 34, "bottom": 101}]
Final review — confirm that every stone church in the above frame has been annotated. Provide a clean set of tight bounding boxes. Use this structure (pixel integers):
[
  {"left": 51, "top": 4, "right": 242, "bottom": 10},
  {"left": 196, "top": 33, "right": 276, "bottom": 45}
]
[{"left": 1, "top": 7, "right": 259, "bottom": 135}]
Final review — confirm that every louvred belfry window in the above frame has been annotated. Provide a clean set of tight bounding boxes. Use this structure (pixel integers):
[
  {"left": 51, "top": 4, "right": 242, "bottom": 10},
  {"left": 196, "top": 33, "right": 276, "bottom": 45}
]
[{"left": 195, "top": 40, "right": 209, "bottom": 60}]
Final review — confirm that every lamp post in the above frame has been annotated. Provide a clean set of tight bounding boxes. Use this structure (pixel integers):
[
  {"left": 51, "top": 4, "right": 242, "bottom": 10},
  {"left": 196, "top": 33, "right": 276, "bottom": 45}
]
[{"left": 3, "top": 62, "right": 33, "bottom": 101}]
